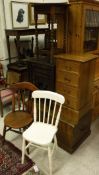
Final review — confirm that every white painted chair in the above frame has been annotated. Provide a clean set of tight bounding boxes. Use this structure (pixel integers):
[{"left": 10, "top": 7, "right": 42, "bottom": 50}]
[{"left": 22, "top": 90, "right": 65, "bottom": 175}]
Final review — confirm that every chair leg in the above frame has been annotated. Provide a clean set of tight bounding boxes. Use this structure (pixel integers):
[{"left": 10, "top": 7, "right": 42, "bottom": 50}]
[
  {"left": 2, "top": 125, "right": 6, "bottom": 144},
  {"left": 52, "top": 136, "right": 57, "bottom": 156},
  {"left": 0, "top": 101, "right": 3, "bottom": 117},
  {"left": 22, "top": 138, "right": 25, "bottom": 164},
  {"left": 26, "top": 140, "right": 29, "bottom": 154},
  {"left": 23, "top": 128, "right": 29, "bottom": 154},
  {"left": 48, "top": 146, "right": 52, "bottom": 175},
  {"left": 54, "top": 135, "right": 57, "bottom": 150}
]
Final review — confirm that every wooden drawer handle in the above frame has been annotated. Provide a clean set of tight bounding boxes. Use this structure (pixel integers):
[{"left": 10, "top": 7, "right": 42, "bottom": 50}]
[
  {"left": 64, "top": 78, "right": 71, "bottom": 82},
  {"left": 63, "top": 89, "right": 70, "bottom": 94},
  {"left": 65, "top": 66, "right": 71, "bottom": 71}
]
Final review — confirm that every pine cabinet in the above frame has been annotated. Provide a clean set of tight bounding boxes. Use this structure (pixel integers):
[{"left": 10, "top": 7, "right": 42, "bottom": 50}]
[
  {"left": 67, "top": 1, "right": 99, "bottom": 122},
  {"left": 55, "top": 53, "right": 97, "bottom": 153}
]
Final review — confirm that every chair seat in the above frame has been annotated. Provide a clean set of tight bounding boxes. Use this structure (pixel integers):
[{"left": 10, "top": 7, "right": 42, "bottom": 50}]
[
  {"left": 4, "top": 111, "right": 33, "bottom": 129},
  {"left": 23, "top": 122, "right": 57, "bottom": 146}
]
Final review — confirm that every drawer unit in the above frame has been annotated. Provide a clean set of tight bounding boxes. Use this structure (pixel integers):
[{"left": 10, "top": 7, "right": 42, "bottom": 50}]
[
  {"left": 56, "top": 82, "right": 80, "bottom": 97},
  {"left": 56, "top": 55, "right": 95, "bottom": 110},
  {"left": 56, "top": 59, "right": 80, "bottom": 73},
  {"left": 55, "top": 53, "right": 97, "bottom": 153},
  {"left": 57, "top": 85, "right": 92, "bottom": 110},
  {"left": 56, "top": 70, "right": 80, "bottom": 87}
]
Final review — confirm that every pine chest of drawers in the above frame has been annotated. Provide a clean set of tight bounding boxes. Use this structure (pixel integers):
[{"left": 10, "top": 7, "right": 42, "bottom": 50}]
[{"left": 55, "top": 53, "right": 97, "bottom": 153}]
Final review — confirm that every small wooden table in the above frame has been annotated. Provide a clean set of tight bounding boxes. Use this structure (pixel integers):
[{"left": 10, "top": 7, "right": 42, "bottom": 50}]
[{"left": 5, "top": 28, "right": 48, "bottom": 63}]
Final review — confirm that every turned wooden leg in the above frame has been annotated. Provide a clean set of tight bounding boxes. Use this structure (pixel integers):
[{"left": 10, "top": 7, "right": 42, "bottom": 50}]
[
  {"left": 0, "top": 100, "right": 3, "bottom": 117},
  {"left": 2, "top": 125, "right": 6, "bottom": 144}
]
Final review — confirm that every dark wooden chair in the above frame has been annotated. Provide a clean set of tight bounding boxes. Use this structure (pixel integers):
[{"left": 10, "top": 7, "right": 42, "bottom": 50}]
[
  {"left": 14, "top": 36, "right": 34, "bottom": 59},
  {"left": 3, "top": 81, "right": 38, "bottom": 141},
  {"left": 0, "top": 63, "right": 6, "bottom": 86}
]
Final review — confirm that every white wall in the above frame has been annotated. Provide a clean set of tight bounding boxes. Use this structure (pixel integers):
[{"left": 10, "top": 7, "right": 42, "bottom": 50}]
[
  {"left": 4, "top": 0, "right": 33, "bottom": 29},
  {"left": 0, "top": 0, "right": 8, "bottom": 60},
  {"left": 0, "top": 0, "right": 46, "bottom": 60}
]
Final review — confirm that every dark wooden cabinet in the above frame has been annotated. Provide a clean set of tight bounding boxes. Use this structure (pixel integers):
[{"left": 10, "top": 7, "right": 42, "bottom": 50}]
[{"left": 28, "top": 58, "right": 55, "bottom": 91}]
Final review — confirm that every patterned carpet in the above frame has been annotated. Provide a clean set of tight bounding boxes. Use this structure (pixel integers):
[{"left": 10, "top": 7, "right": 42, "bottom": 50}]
[{"left": 0, "top": 134, "right": 34, "bottom": 175}]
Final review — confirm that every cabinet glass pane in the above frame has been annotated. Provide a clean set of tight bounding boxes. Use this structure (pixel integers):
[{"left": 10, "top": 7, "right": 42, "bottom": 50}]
[
  {"left": 84, "top": 27, "right": 98, "bottom": 52},
  {"left": 84, "top": 9, "right": 99, "bottom": 52}
]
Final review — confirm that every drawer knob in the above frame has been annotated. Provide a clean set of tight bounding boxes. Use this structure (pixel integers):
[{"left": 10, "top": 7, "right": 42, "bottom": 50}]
[
  {"left": 65, "top": 66, "right": 71, "bottom": 71},
  {"left": 64, "top": 90, "right": 71, "bottom": 94},
  {"left": 64, "top": 78, "right": 71, "bottom": 82}
]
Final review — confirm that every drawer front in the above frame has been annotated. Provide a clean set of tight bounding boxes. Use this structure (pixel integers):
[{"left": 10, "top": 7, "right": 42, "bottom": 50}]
[
  {"left": 56, "top": 59, "right": 80, "bottom": 73},
  {"left": 56, "top": 70, "right": 79, "bottom": 87},
  {"left": 56, "top": 81, "right": 93, "bottom": 105},
  {"left": 61, "top": 103, "right": 92, "bottom": 125},
  {"left": 56, "top": 82, "right": 92, "bottom": 109},
  {"left": 61, "top": 92, "right": 80, "bottom": 110},
  {"left": 56, "top": 82, "right": 80, "bottom": 98}
]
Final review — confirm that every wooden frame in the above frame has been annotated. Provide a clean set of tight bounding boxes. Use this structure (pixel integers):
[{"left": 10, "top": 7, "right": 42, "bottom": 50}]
[
  {"left": 29, "top": 3, "right": 46, "bottom": 25},
  {"left": 11, "top": 1, "right": 29, "bottom": 29}
]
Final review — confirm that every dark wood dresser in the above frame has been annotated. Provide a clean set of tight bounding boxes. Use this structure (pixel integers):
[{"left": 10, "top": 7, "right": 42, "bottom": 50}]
[{"left": 28, "top": 57, "right": 55, "bottom": 91}]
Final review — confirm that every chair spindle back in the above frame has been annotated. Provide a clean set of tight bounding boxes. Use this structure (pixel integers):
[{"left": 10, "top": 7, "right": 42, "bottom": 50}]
[{"left": 32, "top": 90, "right": 65, "bottom": 127}]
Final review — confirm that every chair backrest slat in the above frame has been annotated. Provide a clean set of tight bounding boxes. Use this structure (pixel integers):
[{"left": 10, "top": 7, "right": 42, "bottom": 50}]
[
  {"left": 11, "top": 82, "right": 38, "bottom": 113},
  {"left": 34, "top": 98, "right": 36, "bottom": 122},
  {"left": 55, "top": 104, "right": 62, "bottom": 127},
  {"left": 17, "top": 91, "right": 21, "bottom": 111},
  {"left": 51, "top": 101, "right": 56, "bottom": 125},
  {"left": 22, "top": 92, "right": 25, "bottom": 111},
  {"left": 43, "top": 98, "right": 46, "bottom": 123},
  {"left": 39, "top": 98, "right": 41, "bottom": 122},
  {"left": 47, "top": 99, "right": 51, "bottom": 124}
]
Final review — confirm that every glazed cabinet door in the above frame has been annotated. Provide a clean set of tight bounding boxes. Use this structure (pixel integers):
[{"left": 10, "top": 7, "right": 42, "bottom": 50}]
[{"left": 67, "top": 1, "right": 99, "bottom": 54}]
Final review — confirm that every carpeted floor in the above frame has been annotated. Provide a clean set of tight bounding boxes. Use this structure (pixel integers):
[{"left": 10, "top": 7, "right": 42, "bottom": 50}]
[{"left": 0, "top": 134, "right": 34, "bottom": 175}]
